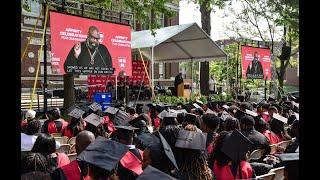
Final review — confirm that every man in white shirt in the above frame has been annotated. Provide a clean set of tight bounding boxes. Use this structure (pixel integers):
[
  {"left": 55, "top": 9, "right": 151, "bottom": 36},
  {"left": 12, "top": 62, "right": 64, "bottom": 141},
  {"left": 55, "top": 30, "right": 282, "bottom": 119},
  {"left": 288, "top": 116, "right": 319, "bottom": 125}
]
[{"left": 209, "top": 75, "right": 216, "bottom": 94}]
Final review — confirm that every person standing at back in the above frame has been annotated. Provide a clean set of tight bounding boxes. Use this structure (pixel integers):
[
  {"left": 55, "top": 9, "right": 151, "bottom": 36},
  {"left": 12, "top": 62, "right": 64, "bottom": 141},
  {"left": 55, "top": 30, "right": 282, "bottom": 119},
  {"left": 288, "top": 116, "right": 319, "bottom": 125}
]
[{"left": 209, "top": 75, "right": 216, "bottom": 95}]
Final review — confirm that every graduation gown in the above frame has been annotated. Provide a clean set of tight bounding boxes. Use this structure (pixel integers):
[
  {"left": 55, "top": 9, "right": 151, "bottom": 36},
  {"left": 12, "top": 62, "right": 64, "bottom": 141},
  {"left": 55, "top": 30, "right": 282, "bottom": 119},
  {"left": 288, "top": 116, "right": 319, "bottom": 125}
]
[
  {"left": 213, "top": 160, "right": 253, "bottom": 180},
  {"left": 43, "top": 119, "right": 68, "bottom": 134},
  {"left": 241, "top": 128, "right": 271, "bottom": 154},
  {"left": 117, "top": 148, "right": 143, "bottom": 180},
  {"left": 246, "top": 60, "right": 264, "bottom": 79}
]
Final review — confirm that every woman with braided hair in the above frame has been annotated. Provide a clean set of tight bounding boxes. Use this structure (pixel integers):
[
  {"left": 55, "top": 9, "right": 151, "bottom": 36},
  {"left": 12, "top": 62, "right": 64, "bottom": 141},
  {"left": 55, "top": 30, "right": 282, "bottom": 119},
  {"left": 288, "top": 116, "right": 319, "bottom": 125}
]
[
  {"left": 21, "top": 152, "right": 49, "bottom": 174},
  {"left": 174, "top": 124, "right": 213, "bottom": 180}
]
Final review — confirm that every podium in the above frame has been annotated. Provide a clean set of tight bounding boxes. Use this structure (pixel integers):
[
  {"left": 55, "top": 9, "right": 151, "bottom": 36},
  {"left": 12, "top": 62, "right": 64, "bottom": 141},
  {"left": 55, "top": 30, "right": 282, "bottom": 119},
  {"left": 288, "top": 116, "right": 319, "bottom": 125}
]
[{"left": 177, "top": 82, "right": 184, "bottom": 97}]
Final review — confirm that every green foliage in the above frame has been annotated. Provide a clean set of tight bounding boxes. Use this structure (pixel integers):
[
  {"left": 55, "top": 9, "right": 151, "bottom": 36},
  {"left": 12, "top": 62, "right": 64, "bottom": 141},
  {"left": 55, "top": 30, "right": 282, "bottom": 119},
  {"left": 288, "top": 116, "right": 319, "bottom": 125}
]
[
  {"left": 154, "top": 94, "right": 186, "bottom": 105},
  {"left": 209, "top": 93, "right": 233, "bottom": 101}
]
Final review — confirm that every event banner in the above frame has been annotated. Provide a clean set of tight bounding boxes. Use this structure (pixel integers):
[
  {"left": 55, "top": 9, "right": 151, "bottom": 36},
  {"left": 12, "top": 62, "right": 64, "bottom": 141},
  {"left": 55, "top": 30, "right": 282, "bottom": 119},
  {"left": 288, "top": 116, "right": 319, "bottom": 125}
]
[
  {"left": 49, "top": 11, "right": 132, "bottom": 75},
  {"left": 241, "top": 46, "right": 271, "bottom": 80}
]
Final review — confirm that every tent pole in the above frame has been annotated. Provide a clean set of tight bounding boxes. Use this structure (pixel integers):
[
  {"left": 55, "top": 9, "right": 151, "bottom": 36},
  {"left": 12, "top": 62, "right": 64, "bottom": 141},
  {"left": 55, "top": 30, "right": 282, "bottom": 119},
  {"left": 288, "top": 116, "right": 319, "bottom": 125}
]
[
  {"left": 226, "top": 56, "right": 229, "bottom": 95},
  {"left": 191, "top": 59, "right": 193, "bottom": 92},
  {"left": 115, "top": 76, "right": 118, "bottom": 101},
  {"left": 151, "top": 46, "right": 154, "bottom": 100}
]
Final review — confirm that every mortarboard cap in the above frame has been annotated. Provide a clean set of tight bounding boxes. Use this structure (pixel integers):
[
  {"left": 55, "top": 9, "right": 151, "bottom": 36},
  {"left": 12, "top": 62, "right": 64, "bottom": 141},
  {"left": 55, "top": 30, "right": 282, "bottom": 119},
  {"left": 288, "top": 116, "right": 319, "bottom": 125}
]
[
  {"left": 176, "top": 109, "right": 188, "bottom": 114},
  {"left": 158, "top": 132, "right": 179, "bottom": 170},
  {"left": 245, "top": 109, "right": 258, "bottom": 117},
  {"left": 292, "top": 101, "right": 299, "bottom": 109},
  {"left": 175, "top": 130, "right": 207, "bottom": 151},
  {"left": 114, "top": 125, "right": 139, "bottom": 131},
  {"left": 105, "top": 106, "right": 119, "bottom": 115},
  {"left": 195, "top": 99, "right": 204, "bottom": 105},
  {"left": 272, "top": 113, "right": 288, "bottom": 123},
  {"left": 221, "top": 129, "right": 253, "bottom": 163},
  {"left": 77, "top": 136, "right": 129, "bottom": 172},
  {"left": 222, "top": 104, "right": 230, "bottom": 110},
  {"left": 114, "top": 110, "right": 130, "bottom": 126},
  {"left": 67, "top": 106, "right": 85, "bottom": 119},
  {"left": 83, "top": 113, "right": 103, "bottom": 127},
  {"left": 89, "top": 102, "right": 102, "bottom": 112},
  {"left": 79, "top": 104, "right": 91, "bottom": 113},
  {"left": 137, "top": 165, "right": 177, "bottom": 180},
  {"left": 192, "top": 103, "right": 202, "bottom": 110}
]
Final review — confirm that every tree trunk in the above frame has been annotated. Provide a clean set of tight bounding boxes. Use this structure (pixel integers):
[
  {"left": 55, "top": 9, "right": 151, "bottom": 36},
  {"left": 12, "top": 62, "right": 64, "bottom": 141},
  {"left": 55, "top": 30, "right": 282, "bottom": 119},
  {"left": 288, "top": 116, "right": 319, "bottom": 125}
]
[
  {"left": 277, "top": 60, "right": 285, "bottom": 99},
  {"left": 63, "top": 74, "right": 75, "bottom": 110},
  {"left": 200, "top": 0, "right": 211, "bottom": 96}
]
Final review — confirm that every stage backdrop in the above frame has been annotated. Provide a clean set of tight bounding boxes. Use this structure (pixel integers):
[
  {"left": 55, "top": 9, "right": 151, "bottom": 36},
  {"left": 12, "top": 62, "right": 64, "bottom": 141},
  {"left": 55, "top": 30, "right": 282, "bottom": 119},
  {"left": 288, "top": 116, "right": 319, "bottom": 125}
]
[
  {"left": 241, "top": 46, "right": 271, "bottom": 80},
  {"left": 49, "top": 11, "right": 132, "bottom": 76}
]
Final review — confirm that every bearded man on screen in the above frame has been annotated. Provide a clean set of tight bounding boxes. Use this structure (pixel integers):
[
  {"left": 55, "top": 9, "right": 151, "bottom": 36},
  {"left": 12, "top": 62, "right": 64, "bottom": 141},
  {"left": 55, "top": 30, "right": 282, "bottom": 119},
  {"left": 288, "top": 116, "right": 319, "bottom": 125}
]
[{"left": 64, "top": 26, "right": 113, "bottom": 72}]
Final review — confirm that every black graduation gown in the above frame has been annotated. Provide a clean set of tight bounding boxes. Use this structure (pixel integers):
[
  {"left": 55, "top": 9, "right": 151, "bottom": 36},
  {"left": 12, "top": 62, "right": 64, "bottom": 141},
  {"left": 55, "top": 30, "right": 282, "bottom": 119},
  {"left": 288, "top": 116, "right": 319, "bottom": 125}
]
[
  {"left": 246, "top": 60, "right": 264, "bottom": 79},
  {"left": 241, "top": 128, "right": 271, "bottom": 155},
  {"left": 64, "top": 41, "right": 113, "bottom": 73}
]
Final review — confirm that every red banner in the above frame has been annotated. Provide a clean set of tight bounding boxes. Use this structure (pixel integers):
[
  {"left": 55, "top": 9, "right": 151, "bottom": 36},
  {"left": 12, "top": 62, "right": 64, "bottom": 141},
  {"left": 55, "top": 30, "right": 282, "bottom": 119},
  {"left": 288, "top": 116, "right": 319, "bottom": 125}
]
[
  {"left": 241, "top": 46, "right": 271, "bottom": 80},
  {"left": 49, "top": 11, "right": 132, "bottom": 76}
]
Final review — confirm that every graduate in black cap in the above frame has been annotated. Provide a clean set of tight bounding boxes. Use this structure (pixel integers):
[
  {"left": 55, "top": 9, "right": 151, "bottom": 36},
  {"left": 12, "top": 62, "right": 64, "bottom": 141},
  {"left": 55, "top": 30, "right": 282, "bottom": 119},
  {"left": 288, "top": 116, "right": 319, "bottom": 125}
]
[
  {"left": 174, "top": 127, "right": 212, "bottom": 180},
  {"left": 142, "top": 132, "right": 179, "bottom": 177},
  {"left": 62, "top": 106, "right": 86, "bottom": 138},
  {"left": 51, "top": 130, "right": 96, "bottom": 180},
  {"left": 223, "top": 117, "right": 240, "bottom": 132},
  {"left": 254, "top": 116, "right": 281, "bottom": 145},
  {"left": 137, "top": 165, "right": 177, "bottom": 180},
  {"left": 200, "top": 113, "right": 220, "bottom": 157},
  {"left": 269, "top": 113, "right": 292, "bottom": 142},
  {"left": 113, "top": 125, "right": 144, "bottom": 180},
  {"left": 102, "top": 107, "right": 119, "bottom": 134},
  {"left": 42, "top": 108, "right": 69, "bottom": 134},
  {"left": 83, "top": 113, "right": 108, "bottom": 138},
  {"left": 158, "top": 111, "right": 180, "bottom": 153},
  {"left": 76, "top": 137, "right": 129, "bottom": 180},
  {"left": 212, "top": 130, "right": 255, "bottom": 179},
  {"left": 239, "top": 115, "right": 271, "bottom": 154}
]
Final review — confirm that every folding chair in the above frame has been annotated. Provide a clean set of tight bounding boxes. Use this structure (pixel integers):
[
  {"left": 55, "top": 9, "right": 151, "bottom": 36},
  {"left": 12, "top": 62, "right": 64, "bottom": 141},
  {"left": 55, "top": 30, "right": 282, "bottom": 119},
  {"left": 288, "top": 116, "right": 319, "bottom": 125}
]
[
  {"left": 69, "top": 143, "right": 76, "bottom": 154},
  {"left": 51, "top": 133, "right": 62, "bottom": 137},
  {"left": 54, "top": 136, "right": 69, "bottom": 144},
  {"left": 67, "top": 153, "right": 77, "bottom": 161},
  {"left": 256, "top": 172, "right": 276, "bottom": 180},
  {"left": 249, "top": 149, "right": 265, "bottom": 161},
  {"left": 56, "top": 144, "right": 71, "bottom": 154},
  {"left": 68, "top": 137, "right": 76, "bottom": 145},
  {"left": 269, "top": 166, "right": 285, "bottom": 180}
]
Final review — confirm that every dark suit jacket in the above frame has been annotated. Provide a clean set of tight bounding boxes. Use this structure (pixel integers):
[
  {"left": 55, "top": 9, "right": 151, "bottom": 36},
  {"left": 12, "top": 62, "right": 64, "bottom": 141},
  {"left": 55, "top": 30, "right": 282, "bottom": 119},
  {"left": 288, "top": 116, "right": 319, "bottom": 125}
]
[{"left": 246, "top": 60, "right": 264, "bottom": 79}]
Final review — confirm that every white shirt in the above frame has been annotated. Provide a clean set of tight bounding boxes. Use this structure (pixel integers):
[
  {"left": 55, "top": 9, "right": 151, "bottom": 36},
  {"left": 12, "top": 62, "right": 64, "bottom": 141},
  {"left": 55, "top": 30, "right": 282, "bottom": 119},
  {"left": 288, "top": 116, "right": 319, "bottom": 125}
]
[
  {"left": 209, "top": 78, "right": 215, "bottom": 91},
  {"left": 21, "top": 133, "right": 38, "bottom": 151},
  {"left": 21, "top": 133, "right": 61, "bottom": 151}
]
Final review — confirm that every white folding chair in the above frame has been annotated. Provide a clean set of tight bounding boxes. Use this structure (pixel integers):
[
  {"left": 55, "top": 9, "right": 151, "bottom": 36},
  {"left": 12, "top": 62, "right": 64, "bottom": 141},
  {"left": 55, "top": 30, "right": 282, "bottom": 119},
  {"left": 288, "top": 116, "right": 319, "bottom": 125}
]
[
  {"left": 249, "top": 149, "right": 265, "bottom": 161},
  {"left": 256, "top": 172, "right": 276, "bottom": 180},
  {"left": 269, "top": 166, "right": 285, "bottom": 180}
]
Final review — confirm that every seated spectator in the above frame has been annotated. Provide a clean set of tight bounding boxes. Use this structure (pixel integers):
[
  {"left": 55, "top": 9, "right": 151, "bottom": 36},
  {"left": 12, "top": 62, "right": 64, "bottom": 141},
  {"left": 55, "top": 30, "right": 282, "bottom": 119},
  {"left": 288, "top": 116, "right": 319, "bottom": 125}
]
[
  {"left": 31, "top": 133, "right": 70, "bottom": 173},
  {"left": 42, "top": 108, "right": 68, "bottom": 134},
  {"left": 21, "top": 152, "right": 49, "bottom": 175},
  {"left": 51, "top": 130, "right": 95, "bottom": 180}
]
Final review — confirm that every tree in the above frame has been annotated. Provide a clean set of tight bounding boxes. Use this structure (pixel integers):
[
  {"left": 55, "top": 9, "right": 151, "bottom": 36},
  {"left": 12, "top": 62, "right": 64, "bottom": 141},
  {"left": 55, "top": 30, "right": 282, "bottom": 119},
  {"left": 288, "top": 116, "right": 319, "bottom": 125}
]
[
  {"left": 227, "top": 0, "right": 298, "bottom": 99},
  {"left": 191, "top": 0, "right": 229, "bottom": 96}
]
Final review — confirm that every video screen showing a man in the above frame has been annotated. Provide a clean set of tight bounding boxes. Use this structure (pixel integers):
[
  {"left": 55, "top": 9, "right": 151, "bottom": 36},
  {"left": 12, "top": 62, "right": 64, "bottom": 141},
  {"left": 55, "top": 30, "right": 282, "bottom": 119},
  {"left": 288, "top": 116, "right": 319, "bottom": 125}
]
[
  {"left": 246, "top": 51, "right": 264, "bottom": 79},
  {"left": 64, "top": 26, "right": 113, "bottom": 73}
]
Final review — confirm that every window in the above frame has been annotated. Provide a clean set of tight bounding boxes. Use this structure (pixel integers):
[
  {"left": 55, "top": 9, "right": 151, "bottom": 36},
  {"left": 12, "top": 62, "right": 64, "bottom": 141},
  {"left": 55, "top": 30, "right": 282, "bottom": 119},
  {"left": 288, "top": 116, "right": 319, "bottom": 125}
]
[{"left": 22, "top": 0, "right": 41, "bottom": 16}]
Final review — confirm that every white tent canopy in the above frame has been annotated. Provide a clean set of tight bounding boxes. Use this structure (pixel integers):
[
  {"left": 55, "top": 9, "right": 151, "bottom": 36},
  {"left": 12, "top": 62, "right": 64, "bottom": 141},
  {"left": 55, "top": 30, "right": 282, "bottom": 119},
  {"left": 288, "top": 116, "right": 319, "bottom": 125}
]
[
  {"left": 131, "top": 22, "right": 228, "bottom": 63},
  {"left": 131, "top": 23, "right": 229, "bottom": 94}
]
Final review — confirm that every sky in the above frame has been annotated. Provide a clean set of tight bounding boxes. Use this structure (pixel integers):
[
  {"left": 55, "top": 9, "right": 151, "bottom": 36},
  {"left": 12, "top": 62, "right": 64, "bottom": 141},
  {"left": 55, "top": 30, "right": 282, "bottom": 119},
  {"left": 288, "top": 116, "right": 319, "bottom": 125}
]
[{"left": 179, "top": 0, "right": 283, "bottom": 41}]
